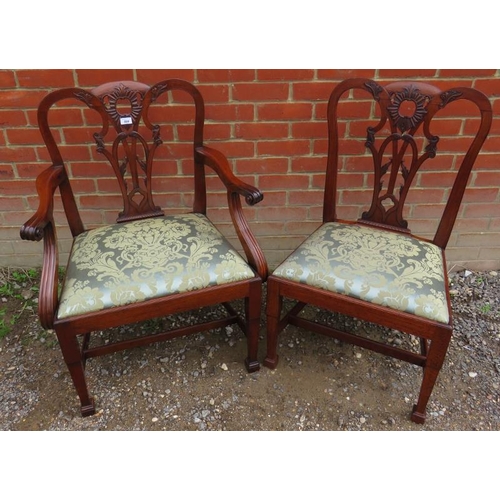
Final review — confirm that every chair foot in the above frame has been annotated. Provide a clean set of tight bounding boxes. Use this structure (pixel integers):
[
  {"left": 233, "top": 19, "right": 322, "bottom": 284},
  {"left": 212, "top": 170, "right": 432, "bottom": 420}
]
[
  {"left": 411, "top": 405, "right": 426, "bottom": 424},
  {"left": 263, "top": 355, "right": 279, "bottom": 369},
  {"left": 81, "top": 398, "right": 96, "bottom": 417},
  {"left": 245, "top": 358, "right": 260, "bottom": 373}
]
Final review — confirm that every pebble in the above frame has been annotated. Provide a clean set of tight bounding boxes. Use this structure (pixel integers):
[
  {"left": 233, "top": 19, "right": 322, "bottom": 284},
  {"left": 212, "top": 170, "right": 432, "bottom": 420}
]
[
  {"left": 468, "top": 372, "right": 478, "bottom": 378},
  {"left": 221, "top": 363, "right": 228, "bottom": 371}
]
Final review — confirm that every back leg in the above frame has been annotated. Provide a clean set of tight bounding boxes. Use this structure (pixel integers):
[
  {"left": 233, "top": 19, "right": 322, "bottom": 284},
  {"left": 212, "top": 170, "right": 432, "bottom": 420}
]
[{"left": 264, "top": 278, "right": 282, "bottom": 369}]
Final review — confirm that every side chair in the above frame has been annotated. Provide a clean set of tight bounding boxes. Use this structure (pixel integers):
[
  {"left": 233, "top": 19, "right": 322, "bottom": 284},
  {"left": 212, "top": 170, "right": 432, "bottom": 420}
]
[
  {"left": 264, "top": 78, "right": 492, "bottom": 423},
  {"left": 20, "top": 78, "right": 268, "bottom": 417}
]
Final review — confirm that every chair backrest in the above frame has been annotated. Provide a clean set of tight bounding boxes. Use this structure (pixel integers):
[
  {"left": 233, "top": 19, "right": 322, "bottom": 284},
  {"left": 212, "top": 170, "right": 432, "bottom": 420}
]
[
  {"left": 323, "top": 78, "right": 492, "bottom": 249},
  {"left": 37, "top": 79, "right": 207, "bottom": 235}
]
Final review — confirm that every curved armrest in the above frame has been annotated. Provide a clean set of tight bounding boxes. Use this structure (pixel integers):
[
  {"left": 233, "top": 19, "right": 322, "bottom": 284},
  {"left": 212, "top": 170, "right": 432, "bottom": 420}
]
[
  {"left": 20, "top": 165, "right": 66, "bottom": 241},
  {"left": 195, "top": 146, "right": 263, "bottom": 205},
  {"left": 195, "top": 146, "right": 268, "bottom": 280},
  {"left": 20, "top": 164, "right": 66, "bottom": 329}
]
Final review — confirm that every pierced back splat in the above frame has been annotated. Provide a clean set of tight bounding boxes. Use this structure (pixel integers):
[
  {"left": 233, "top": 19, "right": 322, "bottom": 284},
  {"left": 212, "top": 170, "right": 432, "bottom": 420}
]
[
  {"left": 38, "top": 80, "right": 205, "bottom": 226},
  {"left": 324, "top": 78, "right": 491, "bottom": 247}
]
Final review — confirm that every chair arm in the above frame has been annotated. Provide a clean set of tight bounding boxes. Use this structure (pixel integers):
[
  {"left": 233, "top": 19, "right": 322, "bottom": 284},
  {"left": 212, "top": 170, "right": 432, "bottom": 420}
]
[
  {"left": 20, "top": 165, "right": 66, "bottom": 329},
  {"left": 195, "top": 146, "right": 268, "bottom": 280},
  {"left": 20, "top": 165, "right": 66, "bottom": 242},
  {"left": 195, "top": 146, "right": 263, "bottom": 205}
]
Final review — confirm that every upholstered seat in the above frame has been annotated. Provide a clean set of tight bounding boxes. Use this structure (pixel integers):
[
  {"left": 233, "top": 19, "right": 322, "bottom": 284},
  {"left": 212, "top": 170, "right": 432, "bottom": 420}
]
[
  {"left": 58, "top": 214, "right": 255, "bottom": 319},
  {"left": 273, "top": 222, "right": 448, "bottom": 323},
  {"left": 20, "top": 79, "right": 268, "bottom": 417},
  {"left": 265, "top": 78, "right": 492, "bottom": 424}
]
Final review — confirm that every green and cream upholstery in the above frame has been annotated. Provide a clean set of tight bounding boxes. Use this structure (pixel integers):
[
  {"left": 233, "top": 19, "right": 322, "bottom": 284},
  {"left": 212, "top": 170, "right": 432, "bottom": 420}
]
[
  {"left": 273, "top": 222, "right": 449, "bottom": 324},
  {"left": 58, "top": 214, "right": 255, "bottom": 319}
]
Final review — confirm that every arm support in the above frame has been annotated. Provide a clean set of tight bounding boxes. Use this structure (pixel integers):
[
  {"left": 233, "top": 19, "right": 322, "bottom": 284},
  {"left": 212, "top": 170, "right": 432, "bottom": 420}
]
[
  {"left": 195, "top": 146, "right": 268, "bottom": 280},
  {"left": 20, "top": 165, "right": 66, "bottom": 241},
  {"left": 20, "top": 164, "right": 66, "bottom": 329}
]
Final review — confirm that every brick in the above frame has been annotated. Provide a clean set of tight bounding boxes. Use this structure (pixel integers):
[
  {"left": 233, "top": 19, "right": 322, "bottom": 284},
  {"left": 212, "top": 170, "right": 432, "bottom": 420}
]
[
  {"left": 206, "top": 103, "right": 254, "bottom": 122},
  {"left": 257, "top": 140, "right": 310, "bottom": 157},
  {"left": 463, "top": 203, "right": 500, "bottom": 218},
  {"left": 0, "top": 146, "right": 37, "bottom": 162},
  {"left": 257, "top": 69, "right": 315, "bottom": 81},
  {"left": 136, "top": 69, "right": 196, "bottom": 82},
  {"left": 235, "top": 122, "right": 288, "bottom": 140},
  {"left": 0, "top": 196, "right": 26, "bottom": 211},
  {"left": 213, "top": 141, "right": 255, "bottom": 158},
  {"left": 232, "top": 83, "right": 289, "bottom": 101},
  {"left": 258, "top": 191, "right": 287, "bottom": 206},
  {"left": 41, "top": 107, "right": 84, "bottom": 127},
  {"left": 378, "top": 69, "right": 438, "bottom": 78},
  {"left": 457, "top": 232, "right": 500, "bottom": 247},
  {"left": 197, "top": 69, "right": 255, "bottom": 82},
  {"left": 235, "top": 157, "right": 288, "bottom": 174},
  {"left": 462, "top": 187, "right": 499, "bottom": 203},
  {"left": 0, "top": 110, "right": 28, "bottom": 127},
  {"left": 16, "top": 69, "right": 76, "bottom": 88},
  {"left": 0, "top": 164, "right": 14, "bottom": 178},
  {"left": 439, "top": 69, "right": 497, "bottom": 77},
  {"left": 0, "top": 70, "right": 16, "bottom": 87},
  {"left": 257, "top": 102, "right": 312, "bottom": 121},
  {"left": 148, "top": 104, "right": 196, "bottom": 123},
  {"left": 291, "top": 156, "right": 327, "bottom": 172},
  {"left": 317, "top": 69, "right": 376, "bottom": 80},
  {"left": 417, "top": 172, "right": 459, "bottom": 187},
  {"left": 466, "top": 153, "right": 500, "bottom": 170},
  {"left": 196, "top": 84, "right": 230, "bottom": 103},
  {"left": 478, "top": 247, "right": 500, "bottom": 260},
  {"left": 291, "top": 121, "right": 328, "bottom": 139},
  {"left": 257, "top": 206, "right": 308, "bottom": 221},
  {"left": 313, "top": 139, "right": 328, "bottom": 155},
  {"left": 0, "top": 180, "right": 37, "bottom": 195},
  {"left": 75, "top": 69, "right": 136, "bottom": 87},
  {"left": 178, "top": 123, "right": 230, "bottom": 141},
  {"left": 288, "top": 189, "right": 324, "bottom": 205},
  {"left": 293, "top": 82, "right": 336, "bottom": 101},
  {"left": 0, "top": 90, "right": 47, "bottom": 108},
  {"left": 59, "top": 145, "right": 93, "bottom": 161},
  {"left": 259, "top": 174, "right": 311, "bottom": 190},
  {"left": 473, "top": 78, "right": 500, "bottom": 97},
  {"left": 59, "top": 127, "right": 95, "bottom": 144},
  {"left": 79, "top": 194, "right": 124, "bottom": 209},
  {"left": 337, "top": 172, "right": 365, "bottom": 188},
  {"left": 472, "top": 171, "right": 500, "bottom": 186}
]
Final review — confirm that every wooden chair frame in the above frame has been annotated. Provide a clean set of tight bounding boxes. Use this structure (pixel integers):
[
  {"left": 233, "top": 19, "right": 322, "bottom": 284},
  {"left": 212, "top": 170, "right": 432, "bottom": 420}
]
[
  {"left": 264, "top": 78, "right": 492, "bottom": 423},
  {"left": 21, "top": 79, "right": 268, "bottom": 417}
]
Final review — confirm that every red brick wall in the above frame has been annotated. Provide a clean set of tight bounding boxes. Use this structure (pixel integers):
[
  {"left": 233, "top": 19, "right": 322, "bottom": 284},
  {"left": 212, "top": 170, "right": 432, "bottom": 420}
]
[{"left": 1, "top": 69, "right": 499, "bottom": 271}]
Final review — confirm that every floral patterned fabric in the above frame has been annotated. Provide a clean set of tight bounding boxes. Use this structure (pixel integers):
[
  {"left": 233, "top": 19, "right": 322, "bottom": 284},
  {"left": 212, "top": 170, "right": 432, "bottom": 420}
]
[
  {"left": 57, "top": 214, "right": 255, "bottom": 319},
  {"left": 273, "top": 222, "right": 449, "bottom": 324}
]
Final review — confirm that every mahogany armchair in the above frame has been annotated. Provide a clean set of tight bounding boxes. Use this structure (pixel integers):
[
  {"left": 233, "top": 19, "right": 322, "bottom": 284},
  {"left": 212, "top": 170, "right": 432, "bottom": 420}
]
[
  {"left": 264, "top": 78, "right": 492, "bottom": 423},
  {"left": 20, "top": 79, "right": 268, "bottom": 417}
]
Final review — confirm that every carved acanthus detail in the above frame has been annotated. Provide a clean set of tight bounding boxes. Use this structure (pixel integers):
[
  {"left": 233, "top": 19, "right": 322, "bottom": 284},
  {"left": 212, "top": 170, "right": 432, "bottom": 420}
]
[
  {"left": 364, "top": 81, "right": 384, "bottom": 101},
  {"left": 387, "top": 85, "right": 430, "bottom": 133},
  {"left": 99, "top": 83, "right": 147, "bottom": 130},
  {"left": 439, "top": 89, "right": 463, "bottom": 108}
]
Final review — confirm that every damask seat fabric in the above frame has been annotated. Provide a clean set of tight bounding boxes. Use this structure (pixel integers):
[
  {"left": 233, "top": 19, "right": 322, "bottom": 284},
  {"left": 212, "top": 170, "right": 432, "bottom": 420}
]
[
  {"left": 273, "top": 222, "right": 449, "bottom": 323},
  {"left": 57, "top": 213, "right": 255, "bottom": 319}
]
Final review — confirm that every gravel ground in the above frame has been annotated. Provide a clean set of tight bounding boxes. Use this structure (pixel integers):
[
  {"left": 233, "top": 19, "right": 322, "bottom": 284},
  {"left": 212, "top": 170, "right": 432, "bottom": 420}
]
[
  {"left": 1, "top": 267, "right": 499, "bottom": 433},
  {"left": 2, "top": 266, "right": 498, "bottom": 496}
]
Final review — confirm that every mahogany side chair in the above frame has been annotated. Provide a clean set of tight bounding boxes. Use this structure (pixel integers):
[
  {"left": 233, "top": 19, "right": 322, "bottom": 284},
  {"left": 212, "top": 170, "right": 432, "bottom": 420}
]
[
  {"left": 264, "top": 78, "right": 492, "bottom": 423},
  {"left": 20, "top": 79, "right": 268, "bottom": 417}
]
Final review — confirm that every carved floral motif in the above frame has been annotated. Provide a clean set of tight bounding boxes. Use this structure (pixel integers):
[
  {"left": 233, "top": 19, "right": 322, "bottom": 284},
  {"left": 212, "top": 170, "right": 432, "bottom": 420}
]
[{"left": 387, "top": 85, "right": 430, "bottom": 133}]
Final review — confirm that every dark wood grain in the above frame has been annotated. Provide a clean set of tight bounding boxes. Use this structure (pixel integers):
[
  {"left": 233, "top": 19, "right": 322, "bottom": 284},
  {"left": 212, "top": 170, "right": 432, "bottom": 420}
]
[
  {"left": 265, "top": 78, "right": 492, "bottom": 424},
  {"left": 20, "top": 79, "right": 268, "bottom": 416}
]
